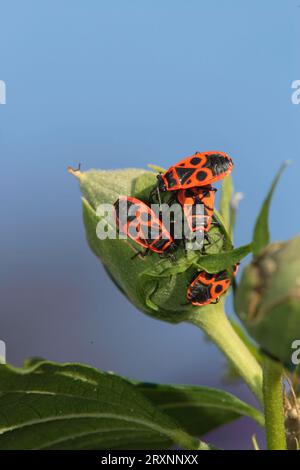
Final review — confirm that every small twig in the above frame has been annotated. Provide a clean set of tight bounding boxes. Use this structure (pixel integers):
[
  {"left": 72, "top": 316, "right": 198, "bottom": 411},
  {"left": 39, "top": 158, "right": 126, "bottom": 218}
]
[{"left": 251, "top": 434, "right": 260, "bottom": 450}]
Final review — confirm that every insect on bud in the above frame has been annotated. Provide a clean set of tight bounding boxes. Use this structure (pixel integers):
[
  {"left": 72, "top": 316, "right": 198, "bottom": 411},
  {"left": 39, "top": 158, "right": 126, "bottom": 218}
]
[{"left": 69, "top": 167, "right": 225, "bottom": 324}]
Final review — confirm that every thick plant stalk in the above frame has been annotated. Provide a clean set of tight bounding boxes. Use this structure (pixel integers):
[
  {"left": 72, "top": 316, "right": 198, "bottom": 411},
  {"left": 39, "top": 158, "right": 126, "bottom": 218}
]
[
  {"left": 263, "top": 356, "right": 287, "bottom": 450},
  {"left": 189, "top": 303, "right": 263, "bottom": 405}
]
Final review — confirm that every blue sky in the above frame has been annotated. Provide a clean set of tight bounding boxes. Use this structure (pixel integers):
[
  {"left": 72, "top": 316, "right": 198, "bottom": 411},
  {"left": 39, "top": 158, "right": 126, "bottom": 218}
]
[{"left": 0, "top": 0, "right": 299, "bottom": 449}]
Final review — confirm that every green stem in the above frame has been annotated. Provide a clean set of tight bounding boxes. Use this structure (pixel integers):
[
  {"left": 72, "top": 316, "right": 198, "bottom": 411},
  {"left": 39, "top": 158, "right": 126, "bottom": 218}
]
[
  {"left": 188, "top": 302, "right": 263, "bottom": 405},
  {"left": 263, "top": 356, "right": 287, "bottom": 450}
]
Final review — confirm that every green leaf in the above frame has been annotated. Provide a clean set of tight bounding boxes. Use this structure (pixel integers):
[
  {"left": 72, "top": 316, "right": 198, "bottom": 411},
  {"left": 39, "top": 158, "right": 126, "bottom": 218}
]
[
  {"left": 134, "top": 383, "right": 264, "bottom": 436},
  {"left": 0, "top": 361, "right": 206, "bottom": 450},
  {"left": 213, "top": 209, "right": 233, "bottom": 251},
  {"left": 193, "top": 243, "right": 252, "bottom": 273},
  {"left": 219, "top": 175, "right": 233, "bottom": 237},
  {"left": 147, "top": 164, "right": 166, "bottom": 173},
  {"left": 140, "top": 243, "right": 251, "bottom": 280},
  {"left": 252, "top": 162, "right": 289, "bottom": 257}
]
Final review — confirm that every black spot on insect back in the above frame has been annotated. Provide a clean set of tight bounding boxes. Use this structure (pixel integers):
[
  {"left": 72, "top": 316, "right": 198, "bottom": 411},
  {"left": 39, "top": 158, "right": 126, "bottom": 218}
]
[
  {"left": 175, "top": 167, "right": 195, "bottom": 184},
  {"left": 190, "top": 157, "right": 201, "bottom": 165},
  {"left": 215, "top": 284, "right": 223, "bottom": 294},
  {"left": 196, "top": 171, "right": 207, "bottom": 181}
]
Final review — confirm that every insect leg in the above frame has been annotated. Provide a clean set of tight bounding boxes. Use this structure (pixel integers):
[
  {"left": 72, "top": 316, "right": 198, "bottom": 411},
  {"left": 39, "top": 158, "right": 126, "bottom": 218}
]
[
  {"left": 130, "top": 246, "right": 150, "bottom": 260},
  {"left": 156, "top": 186, "right": 162, "bottom": 207}
]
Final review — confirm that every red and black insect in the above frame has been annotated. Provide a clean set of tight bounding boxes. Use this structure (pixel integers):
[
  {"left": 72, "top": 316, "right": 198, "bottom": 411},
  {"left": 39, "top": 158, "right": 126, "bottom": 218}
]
[
  {"left": 187, "top": 265, "right": 238, "bottom": 307},
  {"left": 114, "top": 196, "right": 178, "bottom": 255},
  {"left": 176, "top": 186, "right": 217, "bottom": 234},
  {"left": 153, "top": 151, "right": 233, "bottom": 203}
]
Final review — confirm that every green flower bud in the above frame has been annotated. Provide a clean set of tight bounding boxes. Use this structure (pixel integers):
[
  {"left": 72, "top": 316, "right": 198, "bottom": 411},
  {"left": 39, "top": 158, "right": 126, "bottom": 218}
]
[
  {"left": 69, "top": 167, "right": 227, "bottom": 324},
  {"left": 235, "top": 236, "right": 300, "bottom": 367}
]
